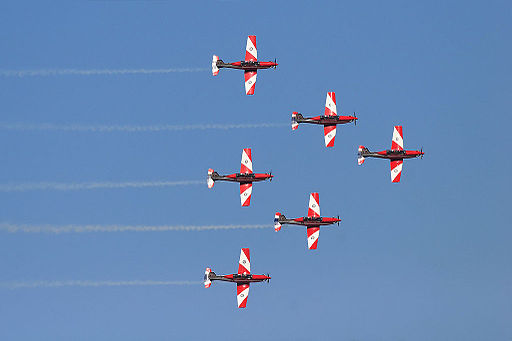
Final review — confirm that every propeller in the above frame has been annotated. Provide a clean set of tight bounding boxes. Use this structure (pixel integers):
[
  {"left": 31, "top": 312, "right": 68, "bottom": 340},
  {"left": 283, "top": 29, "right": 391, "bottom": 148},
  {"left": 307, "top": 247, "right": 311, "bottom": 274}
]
[
  {"left": 420, "top": 146, "right": 424, "bottom": 159},
  {"left": 269, "top": 170, "right": 273, "bottom": 181},
  {"left": 353, "top": 112, "right": 357, "bottom": 125},
  {"left": 337, "top": 215, "right": 340, "bottom": 226},
  {"left": 273, "top": 58, "right": 277, "bottom": 69},
  {"left": 266, "top": 273, "right": 270, "bottom": 283}
]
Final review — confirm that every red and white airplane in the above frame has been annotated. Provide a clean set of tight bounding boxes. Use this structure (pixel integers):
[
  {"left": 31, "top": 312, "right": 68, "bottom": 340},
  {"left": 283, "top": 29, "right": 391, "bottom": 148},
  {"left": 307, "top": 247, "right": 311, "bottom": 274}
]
[
  {"left": 204, "top": 248, "right": 271, "bottom": 308},
  {"left": 274, "top": 193, "right": 340, "bottom": 250},
  {"left": 358, "top": 125, "right": 424, "bottom": 183},
  {"left": 292, "top": 92, "right": 357, "bottom": 147},
  {"left": 208, "top": 148, "right": 273, "bottom": 206},
  {"left": 212, "top": 35, "right": 278, "bottom": 95}
]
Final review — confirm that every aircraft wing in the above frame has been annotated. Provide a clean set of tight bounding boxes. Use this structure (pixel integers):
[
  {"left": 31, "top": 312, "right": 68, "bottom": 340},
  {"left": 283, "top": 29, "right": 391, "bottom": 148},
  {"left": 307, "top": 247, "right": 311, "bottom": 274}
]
[
  {"left": 324, "top": 92, "right": 337, "bottom": 116},
  {"left": 244, "top": 70, "right": 257, "bottom": 95},
  {"left": 240, "top": 183, "right": 252, "bottom": 206},
  {"left": 240, "top": 148, "right": 253, "bottom": 173},
  {"left": 245, "top": 35, "right": 257, "bottom": 61},
  {"left": 324, "top": 124, "right": 336, "bottom": 147},
  {"left": 238, "top": 248, "right": 251, "bottom": 274},
  {"left": 391, "top": 159, "right": 403, "bottom": 183},
  {"left": 307, "top": 226, "right": 320, "bottom": 249},
  {"left": 392, "top": 125, "right": 403, "bottom": 151},
  {"left": 308, "top": 192, "right": 320, "bottom": 217},
  {"left": 237, "top": 283, "right": 250, "bottom": 308}
]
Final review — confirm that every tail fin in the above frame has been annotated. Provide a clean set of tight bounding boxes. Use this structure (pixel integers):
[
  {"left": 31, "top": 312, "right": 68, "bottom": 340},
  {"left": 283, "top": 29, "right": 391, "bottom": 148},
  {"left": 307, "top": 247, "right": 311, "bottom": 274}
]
[
  {"left": 204, "top": 267, "right": 212, "bottom": 288},
  {"left": 291, "top": 112, "right": 299, "bottom": 130},
  {"left": 357, "top": 145, "right": 368, "bottom": 165},
  {"left": 212, "top": 55, "right": 219, "bottom": 76},
  {"left": 207, "top": 168, "right": 215, "bottom": 188},
  {"left": 274, "top": 212, "right": 283, "bottom": 232}
]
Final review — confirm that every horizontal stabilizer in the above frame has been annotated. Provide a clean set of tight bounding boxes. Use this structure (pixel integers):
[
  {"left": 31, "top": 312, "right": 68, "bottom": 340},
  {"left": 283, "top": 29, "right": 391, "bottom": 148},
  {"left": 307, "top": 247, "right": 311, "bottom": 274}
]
[
  {"left": 357, "top": 145, "right": 367, "bottom": 165},
  {"left": 291, "top": 112, "right": 299, "bottom": 130},
  {"left": 207, "top": 168, "right": 215, "bottom": 188},
  {"left": 212, "top": 55, "right": 219, "bottom": 76},
  {"left": 204, "top": 267, "right": 212, "bottom": 288},
  {"left": 274, "top": 212, "right": 282, "bottom": 231}
]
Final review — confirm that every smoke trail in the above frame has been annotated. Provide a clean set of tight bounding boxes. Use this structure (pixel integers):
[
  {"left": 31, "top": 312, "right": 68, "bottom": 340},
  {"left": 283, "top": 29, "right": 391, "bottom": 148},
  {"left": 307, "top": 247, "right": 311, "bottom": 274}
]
[
  {"left": 0, "top": 280, "right": 201, "bottom": 289},
  {"left": 0, "top": 223, "right": 270, "bottom": 234},
  {"left": 0, "top": 68, "right": 207, "bottom": 77},
  {"left": 0, "top": 122, "right": 288, "bottom": 132},
  {"left": 0, "top": 180, "right": 205, "bottom": 192}
]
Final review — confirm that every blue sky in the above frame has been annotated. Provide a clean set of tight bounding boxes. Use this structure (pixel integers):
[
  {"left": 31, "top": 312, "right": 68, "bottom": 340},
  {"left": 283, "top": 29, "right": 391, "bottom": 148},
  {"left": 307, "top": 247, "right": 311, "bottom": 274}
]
[{"left": 0, "top": 0, "right": 511, "bottom": 340}]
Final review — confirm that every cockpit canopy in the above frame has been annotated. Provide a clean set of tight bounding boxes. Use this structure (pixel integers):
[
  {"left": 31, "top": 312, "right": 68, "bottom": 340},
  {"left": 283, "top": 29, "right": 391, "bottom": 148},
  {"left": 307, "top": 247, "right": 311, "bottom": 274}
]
[
  {"left": 233, "top": 274, "right": 252, "bottom": 279},
  {"left": 321, "top": 115, "right": 338, "bottom": 120},
  {"left": 236, "top": 173, "right": 255, "bottom": 177},
  {"left": 386, "top": 149, "right": 406, "bottom": 155},
  {"left": 240, "top": 61, "right": 259, "bottom": 67},
  {"left": 303, "top": 217, "right": 323, "bottom": 222}
]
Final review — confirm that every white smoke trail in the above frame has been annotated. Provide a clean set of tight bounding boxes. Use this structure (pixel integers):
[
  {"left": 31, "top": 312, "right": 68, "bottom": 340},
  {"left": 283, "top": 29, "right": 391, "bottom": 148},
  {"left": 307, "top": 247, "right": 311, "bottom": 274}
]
[
  {"left": 0, "top": 280, "right": 201, "bottom": 289},
  {"left": 0, "top": 180, "right": 205, "bottom": 192},
  {"left": 0, "top": 68, "right": 207, "bottom": 77},
  {"left": 0, "top": 223, "right": 270, "bottom": 234},
  {"left": 0, "top": 122, "right": 288, "bottom": 132}
]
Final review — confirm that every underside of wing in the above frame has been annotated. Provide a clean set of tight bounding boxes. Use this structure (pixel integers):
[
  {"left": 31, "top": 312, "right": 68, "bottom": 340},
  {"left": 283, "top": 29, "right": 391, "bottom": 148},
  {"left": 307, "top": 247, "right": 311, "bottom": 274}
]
[
  {"left": 237, "top": 283, "right": 250, "bottom": 308},
  {"left": 392, "top": 125, "right": 403, "bottom": 151},
  {"left": 238, "top": 248, "right": 251, "bottom": 274},
  {"left": 245, "top": 35, "right": 257, "bottom": 61},
  {"left": 240, "top": 182, "right": 252, "bottom": 206},
  {"left": 307, "top": 226, "right": 320, "bottom": 250},
  {"left": 240, "top": 148, "right": 253, "bottom": 173},
  {"left": 324, "top": 124, "right": 336, "bottom": 147},
  {"left": 244, "top": 71, "right": 257, "bottom": 95},
  {"left": 390, "top": 159, "right": 403, "bottom": 183},
  {"left": 324, "top": 92, "right": 337, "bottom": 116},
  {"left": 308, "top": 192, "right": 320, "bottom": 217}
]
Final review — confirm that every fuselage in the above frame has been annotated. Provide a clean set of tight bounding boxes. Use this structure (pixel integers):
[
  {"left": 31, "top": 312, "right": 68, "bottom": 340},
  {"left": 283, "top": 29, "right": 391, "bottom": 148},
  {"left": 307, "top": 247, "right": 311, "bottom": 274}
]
[
  {"left": 212, "top": 172, "right": 273, "bottom": 183},
  {"left": 362, "top": 149, "right": 423, "bottom": 160},
  {"left": 279, "top": 216, "right": 340, "bottom": 227},
  {"left": 297, "top": 114, "right": 357, "bottom": 125},
  {"left": 209, "top": 273, "right": 270, "bottom": 284},
  {"left": 217, "top": 60, "right": 277, "bottom": 71}
]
